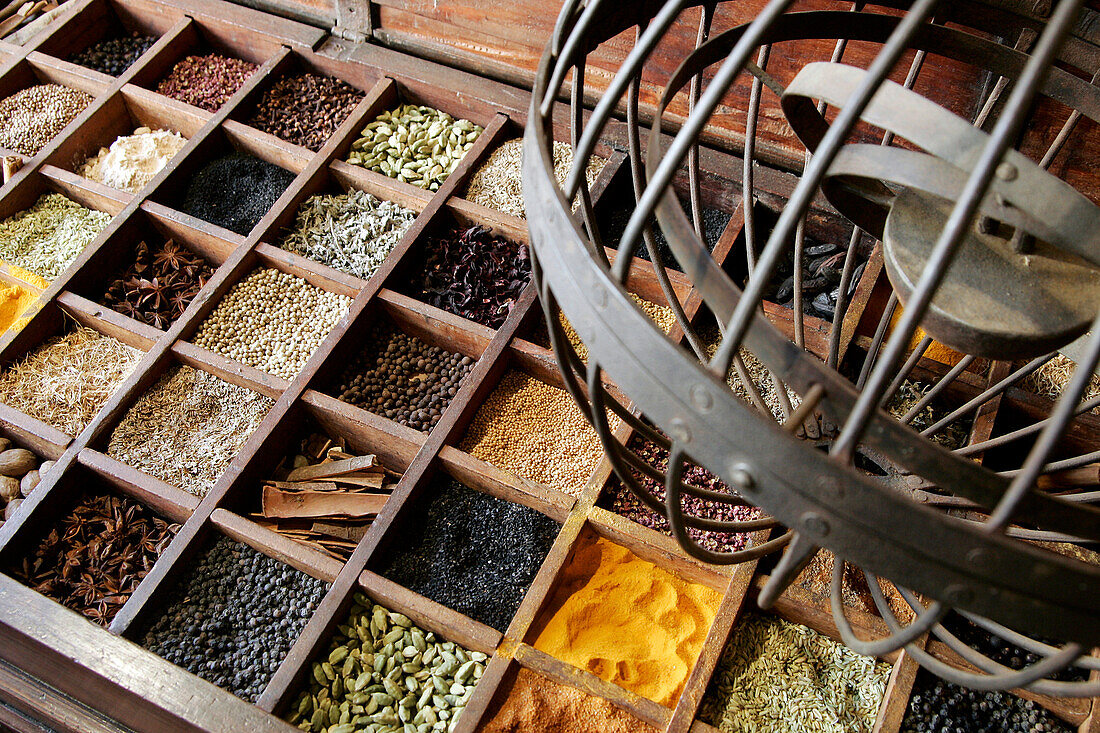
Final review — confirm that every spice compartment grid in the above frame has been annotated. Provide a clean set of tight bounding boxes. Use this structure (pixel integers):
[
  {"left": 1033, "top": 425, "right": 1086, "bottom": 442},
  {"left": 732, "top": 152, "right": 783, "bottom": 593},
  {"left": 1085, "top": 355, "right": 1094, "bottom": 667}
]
[{"left": 0, "top": 2, "right": 1089, "bottom": 733}]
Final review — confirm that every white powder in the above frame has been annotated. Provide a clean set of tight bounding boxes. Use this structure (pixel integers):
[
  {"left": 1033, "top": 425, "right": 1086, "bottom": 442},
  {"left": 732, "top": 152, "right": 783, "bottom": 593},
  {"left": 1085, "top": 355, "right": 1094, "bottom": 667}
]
[{"left": 78, "top": 127, "right": 187, "bottom": 193}]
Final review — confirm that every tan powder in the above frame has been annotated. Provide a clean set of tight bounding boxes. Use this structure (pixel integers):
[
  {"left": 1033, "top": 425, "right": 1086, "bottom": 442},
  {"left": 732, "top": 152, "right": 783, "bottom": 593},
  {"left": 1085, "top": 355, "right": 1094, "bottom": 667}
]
[{"left": 78, "top": 127, "right": 187, "bottom": 194}]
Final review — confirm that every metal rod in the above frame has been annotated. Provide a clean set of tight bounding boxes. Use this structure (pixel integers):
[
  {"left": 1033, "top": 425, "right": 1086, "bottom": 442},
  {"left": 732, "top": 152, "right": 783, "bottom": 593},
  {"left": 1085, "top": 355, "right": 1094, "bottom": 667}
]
[
  {"left": 956, "top": 393, "right": 1100, "bottom": 456},
  {"left": 857, "top": 292, "right": 899, "bottom": 390},
  {"left": 901, "top": 355, "right": 977, "bottom": 423},
  {"left": 881, "top": 336, "right": 933, "bottom": 408},
  {"left": 687, "top": 4, "right": 714, "bottom": 238},
  {"left": 742, "top": 45, "right": 771, "bottom": 271},
  {"left": 711, "top": 0, "right": 939, "bottom": 384},
  {"left": 919, "top": 354, "right": 1055, "bottom": 438}
]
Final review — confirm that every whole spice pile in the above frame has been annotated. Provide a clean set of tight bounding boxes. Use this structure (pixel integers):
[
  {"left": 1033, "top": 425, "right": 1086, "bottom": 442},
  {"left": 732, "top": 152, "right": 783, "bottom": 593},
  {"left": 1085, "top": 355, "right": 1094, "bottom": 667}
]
[
  {"left": 78, "top": 127, "right": 187, "bottom": 193},
  {"left": 333, "top": 319, "right": 474, "bottom": 432},
  {"left": 69, "top": 32, "right": 157, "bottom": 76},
  {"left": 107, "top": 365, "right": 273, "bottom": 497},
  {"left": 0, "top": 327, "right": 141, "bottom": 436},
  {"left": 380, "top": 478, "right": 559, "bottom": 632},
  {"left": 280, "top": 189, "right": 415, "bottom": 281},
  {"left": 460, "top": 371, "right": 618, "bottom": 497},
  {"left": 902, "top": 670, "right": 1071, "bottom": 733},
  {"left": 285, "top": 593, "right": 487, "bottom": 732},
  {"left": 155, "top": 53, "right": 257, "bottom": 112},
  {"left": 179, "top": 152, "right": 295, "bottom": 235},
  {"left": 602, "top": 433, "right": 759, "bottom": 554},
  {"left": 247, "top": 73, "right": 364, "bottom": 151},
  {"left": 140, "top": 536, "right": 327, "bottom": 703},
  {"left": 0, "top": 84, "right": 93, "bottom": 156},
  {"left": 531, "top": 532, "right": 721, "bottom": 707},
  {"left": 0, "top": 193, "right": 112, "bottom": 280},
  {"left": 100, "top": 239, "right": 213, "bottom": 328},
  {"left": 191, "top": 267, "right": 351, "bottom": 380},
  {"left": 0, "top": 440, "right": 51, "bottom": 526},
  {"left": 763, "top": 239, "right": 867, "bottom": 323},
  {"left": 347, "top": 104, "right": 483, "bottom": 191},
  {"left": 406, "top": 225, "right": 530, "bottom": 329},
  {"left": 603, "top": 205, "right": 730, "bottom": 269},
  {"left": 13, "top": 492, "right": 177, "bottom": 626},
  {"left": 885, "top": 380, "right": 971, "bottom": 451},
  {"left": 252, "top": 430, "right": 398, "bottom": 561},
  {"left": 463, "top": 139, "right": 606, "bottom": 218},
  {"left": 940, "top": 613, "right": 1087, "bottom": 682},
  {"left": 699, "top": 614, "right": 890, "bottom": 733},
  {"left": 482, "top": 667, "right": 654, "bottom": 733},
  {"left": 534, "top": 293, "right": 676, "bottom": 362}
]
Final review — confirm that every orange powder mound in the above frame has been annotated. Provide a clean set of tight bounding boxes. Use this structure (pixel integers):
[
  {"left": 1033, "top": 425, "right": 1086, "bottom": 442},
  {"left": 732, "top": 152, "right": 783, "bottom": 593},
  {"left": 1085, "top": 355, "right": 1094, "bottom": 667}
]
[
  {"left": 5, "top": 264, "right": 49, "bottom": 290},
  {"left": 888, "top": 305, "right": 966, "bottom": 366},
  {"left": 482, "top": 666, "right": 655, "bottom": 733},
  {"left": 0, "top": 281, "right": 38, "bottom": 333},
  {"left": 530, "top": 533, "right": 722, "bottom": 707}
]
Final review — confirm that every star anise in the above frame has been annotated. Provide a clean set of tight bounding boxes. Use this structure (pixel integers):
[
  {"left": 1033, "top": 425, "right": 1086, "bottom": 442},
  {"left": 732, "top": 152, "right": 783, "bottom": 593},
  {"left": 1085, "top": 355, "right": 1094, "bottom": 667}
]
[
  {"left": 136, "top": 277, "right": 167, "bottom": 310},
  {"left": 152, "top": 240, "right": 189, "bottom": 271},
  {"left": 8, "top": 492, "right": 179, "bottom": 628}
]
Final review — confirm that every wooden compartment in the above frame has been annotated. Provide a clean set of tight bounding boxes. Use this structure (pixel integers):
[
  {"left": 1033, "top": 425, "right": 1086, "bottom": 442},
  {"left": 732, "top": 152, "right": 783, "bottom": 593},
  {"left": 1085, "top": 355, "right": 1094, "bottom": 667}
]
[
  {"left": 31, "top": 0, "right": 184, "bottom": 77},
  {"left": 0, "top": 1, "right": 1092, "bottom": 732},
  {"left": 382, "top": 204, "right": 531, "bottom": 333},
  {"left": 227, "top": 48, "right": 385, "bottom": 152},
  {"left": 216, "top": 394, "right": 421, "bottom": 566},
  {"left": 61, "top": 206, "right": 229, "bottom": 335},
  {"left": 0, "top": 55, "right": 111, "bottom": 161},
  {"left": 0, "top": 166, "right": 127, "bottom": 301},
  {"left": 45, "top": 85, "right": 208, "bottom": 188},
  {"left": 126, "top": 13, "right": 283, "bottom": 99},
  {"left": 146, "top": 121, "right": 308, "bottom": 239},
  {"left": 307, "top": 288, "right": 489, "bottom": 439},
  {"left": 0, "top": 460, "right": 187, "bottom": 626}
]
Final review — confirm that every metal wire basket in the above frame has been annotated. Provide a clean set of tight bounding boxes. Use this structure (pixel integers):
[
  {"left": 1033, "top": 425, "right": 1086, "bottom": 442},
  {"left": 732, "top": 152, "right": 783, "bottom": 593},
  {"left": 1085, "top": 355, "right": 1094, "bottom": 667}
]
[{"left": 524, "top": 0, "right": 1100, "bottom": 694}]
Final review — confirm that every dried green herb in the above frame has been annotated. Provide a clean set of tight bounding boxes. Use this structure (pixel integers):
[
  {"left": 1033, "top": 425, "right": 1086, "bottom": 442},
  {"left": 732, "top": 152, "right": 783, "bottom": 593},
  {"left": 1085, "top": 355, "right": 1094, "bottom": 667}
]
[
  {"left": 280, "top": 190, "right": 415, "bottom": 281},
  {"left": 0, "top": 194, "right": 112, "bottom": 280}
]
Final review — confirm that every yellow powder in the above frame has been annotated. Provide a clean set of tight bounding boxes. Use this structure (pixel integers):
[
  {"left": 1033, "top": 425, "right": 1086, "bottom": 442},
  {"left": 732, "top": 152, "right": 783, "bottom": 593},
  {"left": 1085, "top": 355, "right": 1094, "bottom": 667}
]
[
  {"left": 5, "top": 263, "right": 49, "bottom": 290},
  {"left": 530, "top": 533, "right": 722, "bottom": 707},
  {"left": 0, "top": 281, "right": 38, "bottom": 333}
]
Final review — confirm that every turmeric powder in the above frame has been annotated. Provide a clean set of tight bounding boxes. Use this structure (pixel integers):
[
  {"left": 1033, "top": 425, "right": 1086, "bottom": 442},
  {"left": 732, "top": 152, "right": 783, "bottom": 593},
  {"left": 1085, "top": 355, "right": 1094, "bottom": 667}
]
[
  {"left": 0, "top": 281, "right": 39, "bottom": 333},
  {"left": 530, "top": 532, "right": 722, "bottom": 707}
]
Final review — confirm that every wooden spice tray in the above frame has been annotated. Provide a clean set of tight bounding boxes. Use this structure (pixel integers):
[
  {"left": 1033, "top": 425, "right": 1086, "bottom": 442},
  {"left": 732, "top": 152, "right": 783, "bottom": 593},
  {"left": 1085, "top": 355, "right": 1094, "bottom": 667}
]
[{"left": 0, "top": 1, "right": 1094, "bottom": 732}]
